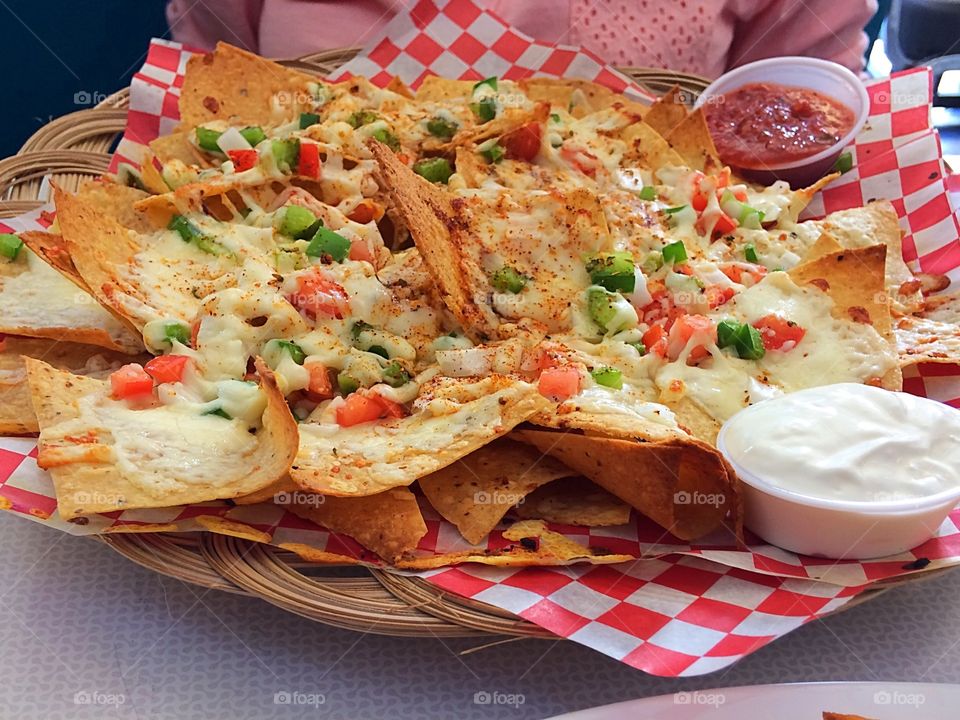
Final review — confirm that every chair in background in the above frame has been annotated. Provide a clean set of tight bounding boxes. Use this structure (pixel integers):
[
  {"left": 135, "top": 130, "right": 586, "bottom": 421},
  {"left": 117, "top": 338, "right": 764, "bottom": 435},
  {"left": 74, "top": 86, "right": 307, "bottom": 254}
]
[{"left": 884, "top": 0, "right": 960, "bottom": 106}]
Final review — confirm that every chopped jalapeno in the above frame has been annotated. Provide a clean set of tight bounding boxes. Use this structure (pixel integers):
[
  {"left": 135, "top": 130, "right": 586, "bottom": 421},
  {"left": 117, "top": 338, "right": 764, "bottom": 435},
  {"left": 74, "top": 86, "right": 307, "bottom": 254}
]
[
  {"left": 490, "top": 266, "right": 528, "bottom": 293},
  {"left": 306, "top": 226, "right": 351, "bottom": 262},
  {"left": 412, "top": 157, "right": 453, "bottom": 184},
  {"left": 164, "top": 322, "right": 190, "bottom": 346},
  {"left": 239, "top": 126, "right": 266, "bottom": 146},
  {"left": 299, "top": 112, "right": 320, "bottom": 129},
  {"left": 744, "top": 244, "right": 759, "bottom": 263},
  {"left": 382, "top": 361, "right": 410, "bottom": 387},
  {"left": 716, "top": 319, "right": 740, "bottom": 349},
  {"left": 347, "top": 110, "right": 379, "bottom": 128},
  {"left": 833, "top": 152, "right": 853, "bottom": 174},
  {"left": 271, "top": 138, "right": 300, "bottom": 172},
  {"left": 661, "top": 240, "right": 688, "bottom": 265},
  {"left": 473, "top": 76, "right": 498, "bottom": 92},
  {"left": 195, "top": 127, "right": 223, "bottom": 153},
  {"left": 586, "top": 252, "right": 636, "bottom": 293},
  {"left": 479, "top": 141, "right": 504, "bottom": 164},
  {"left": 470, "top": 96, "right": 497, "bottom": 123},
  {"left": 273, "top": 339, "right": 306, "bottom": 365},
  {"left": 591, "top": 366, "right": 623, "bottom": 389},
  {"left": 638, "top": 185, "right": 657, "bottom": 201},
  {"left": 426, "top": 116, "right": 458, "bottom": 139},
  {"left": 371, "top": 127, "right": 400, "bottom": 151},
  {"left": 280, "top": 205, "right": 319, "bottom": 239},
  {"left": 0, "top": 233, "right": 23, "bottom": 261}
]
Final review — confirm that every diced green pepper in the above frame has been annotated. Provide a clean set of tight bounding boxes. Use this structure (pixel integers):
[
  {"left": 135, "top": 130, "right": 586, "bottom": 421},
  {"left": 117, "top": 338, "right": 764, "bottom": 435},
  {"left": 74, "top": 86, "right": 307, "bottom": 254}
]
[
  {"left": 273, "top": 339, "right": 306, "bottom": 365},
  {"left": 116, "top": 164, "right": 145, "bottom": 191},
  {"left": 299, "top": 112, "right": 320, "bottom": 129},
  {"left": 661, "top": 240, "right": 688, "bottom": 265},
  {"left": 271, "top": 138, "right": 300, "bottom": 172},
  {"left": 347, "top": 110, "right": 379, "bottom": 128},
  {"left": 203, "top": 407, "right": 232, "bottom": 419},
  {"left": 412, "top": 157, "right": 453, "bottom": 184},
  {"left": 240, "top": 126, "right": 266, "bottom": 146},
  {"left": 716, "top": 319, "right": 740, "bottom": 349},
  {"left": 833, "top": 152, "right": 853, "bottom": 174},
  {"left": 638, "top": 185, "right": 657, "bottom": 201},
  {"left": 473, "top": 76, "right": 498, "bottom": 92},
  {"left": 351, "top": 320, "right": 374, "bottom": 340},
  {"left": 470, "top": 96, "right": 497, "bottom": 123},
  {"left": 0, "top": 233, "right": 23, "bottom": 261},
  {"left": 371, "top": 127, "right": 400, "bottom": 151},
  {"left": 426, "top": 116, "right": 458, "bottom": 139},
  {"left": 164, "top": 322, "right": 190, "bottom": 346},
  {"left": 490, "top": 266, "right": 528, "bottom": 293},
  {"left": 739, "top": 206, "right": 765, "bottom": 230},
  {"left": 195, "top": 127, "right": 223, "bottom": 153},
  {"left": 337, "top": 373, "right": 359, "bottom": 395},
  {"left": 591, "top": 366, "right": 623, "bottom": 389},
  {"left": 479, "top": 141, "right": 504, "bottom": 164},
  {"left": 280, "top": 205, "right": 319, "bottom": 239},
  {"left": 716, "top": 319, "right": 765, "bottom": 360},
  {"left": 168, "top": 214, "right": 202, "bottom": 242},
  {"left": 193, "top": 236, "right": 230, "bottom": 256},
  {"left": 585, "top": 252, "right": 636, "bottom": 293},
  {"left": 628, "top": 341, "right": 646, "bottom": 356},
  {"left": 550, "top": 112, "right": 561, "bottom": 123},
  {"left": 664, "top": 204, "right": 688, "bottom": 214},
  {"left": 367, "top": 345, "right": 390, "bottom": 359},
  {"left": 382, "top": 361, "right": 410, "bottom": 387},
  {"left": 744, "top": 244, "right": 759, "bottom": 263},
  {"left": 306, "top": 226, "right": 351, "bottom": 262}
]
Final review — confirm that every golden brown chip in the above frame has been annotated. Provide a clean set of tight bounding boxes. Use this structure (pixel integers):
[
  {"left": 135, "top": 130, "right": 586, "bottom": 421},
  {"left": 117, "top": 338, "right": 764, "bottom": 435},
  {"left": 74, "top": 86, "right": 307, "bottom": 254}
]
[
  {"left": 397, "top": 519, "right": 635, "bottom": 569},
  {"left": 517, "top": 427, "right": 741, "bottom": 542},
  {"left": 665, "top": 108, "right": 720, "bottom": 171},
  {"left": 921, "top": 290, "right": 960, "bottom": 324},
  {"left": 292, "top": 374, "right": 550, "bottom": 496},
  {"left": 285, "top": 487, "right": 427, "bottom": 562},
  {"left": 0, "top": 336, "right": 149, "bottom": 434},
  {"left": 384, "top": 75, "right": 415, "bottom": 100},
  {"left": 179, "top": 41, "right": 315, "bottom": 127},
  {"left": 643, "top": 84, "right": 689, "bottom": 136},
  {"left": 413, "top": 76, "right": 475, "bottom": 102},
  {"left": 619, "top": 120, "right": 686, "bottom": 170},
  {"left": 148, "top": 131, "right": 209, "bottom": 168},
  {"left": 27, "top": 356, "right": 298, "bottom": 519},
  {"left": 513, "top": 476, "right": 631, "bottom": 527},
  {"left": 418, "top": 437, "right": 575, "bottom": 544},
  {"left": 895, "top": 315, "right": 960, "bottom": 365}
]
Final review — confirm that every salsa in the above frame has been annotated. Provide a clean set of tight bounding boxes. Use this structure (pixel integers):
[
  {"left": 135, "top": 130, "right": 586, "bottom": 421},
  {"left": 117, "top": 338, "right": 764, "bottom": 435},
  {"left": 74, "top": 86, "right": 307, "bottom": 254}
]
[{"left": 705, "top": 82, "right": 856, "bottom": 169}]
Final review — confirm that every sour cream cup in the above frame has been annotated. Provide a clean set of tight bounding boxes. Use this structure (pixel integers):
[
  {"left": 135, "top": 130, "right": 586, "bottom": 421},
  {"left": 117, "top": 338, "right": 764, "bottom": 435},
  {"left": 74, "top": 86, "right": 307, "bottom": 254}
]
[
  {"left": 716, "top": 384, "right": 960, "bottom": 560},
  {"left": 694, "top": 57, "right": 870, "bottom": 188}
]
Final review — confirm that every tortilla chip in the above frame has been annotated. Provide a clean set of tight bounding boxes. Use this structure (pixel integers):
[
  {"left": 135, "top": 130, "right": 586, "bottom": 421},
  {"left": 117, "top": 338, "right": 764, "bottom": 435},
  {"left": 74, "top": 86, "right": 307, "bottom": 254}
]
[
  {"left": 292, "top": 374, "right": 550, "bottom": 496},
  {"left": 814, "top": 201, "right": 922, "bottom": 313},
  {"left": 517, "top": 427, "right": 741, "bottom": 542},
  {"left": 513, "top": 476, "right": 631, "bottom": 527},
  {"left": 0, "top": 336, "right": 148, "bottom": 434},
  {"left": 397, "top": 519, "right": 635, "bottom": 569},
  {"left": 418, "top": 437, "right": 575, "bottom": 544},
  {"left": 194, "top": 515, "right": 273, "bottom": 544},
  {"left": 27, "top": 356, "right": 298, "bottom": 519},
  {"left": 620, "top": 121, "right": 686, "bottom": 170},
  {"left": 446, "top": 103, "right": 550, "bottom": 150},
  {"left": 384, "top": 76, "right": 414, "bottom": 100},
  {"left": 413, "top": 76, "right": 475, "bottom": 102},
  {"left": 895, "top": 315, "right": 960, "bottom": 365},
  {"left": 148, "top": 132, "right": 209, "bottom": 169},
  {"left": 234, "top": 476, "right": 297, "bottom": 505},
  {"left": 801, "top": 230, "right": 843, "bottom": 262},
  {"left": 921, "top": 290, "right": 960, "bottom": 324},
  {"left": 179, "top": 42, "right": 315, "bottom": 127},
  {"left": 286, "top": 487, "right": 426, "bottom": 562},
  {"left": 665, "top": 108, "right": 720, "bottom": 171},
  {"left": 18, "top": 231, "right": 90, "bottom": 293},
  {"left": 643, "top": 84, "right": 689, "bottom": 136}
]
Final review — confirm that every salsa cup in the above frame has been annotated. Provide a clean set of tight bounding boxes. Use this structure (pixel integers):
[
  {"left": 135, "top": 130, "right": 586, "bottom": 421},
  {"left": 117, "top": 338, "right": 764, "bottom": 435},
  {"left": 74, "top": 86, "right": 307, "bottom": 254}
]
[{"left": 694, "top": 56, "right": 870, "bottom": 188}]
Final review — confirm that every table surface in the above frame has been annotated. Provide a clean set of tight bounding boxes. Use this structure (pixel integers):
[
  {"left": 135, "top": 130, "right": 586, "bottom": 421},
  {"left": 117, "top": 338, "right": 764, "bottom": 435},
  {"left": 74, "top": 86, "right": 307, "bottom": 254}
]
[{"left": 1, "top": 516, "right": 958, "bottom": 720}]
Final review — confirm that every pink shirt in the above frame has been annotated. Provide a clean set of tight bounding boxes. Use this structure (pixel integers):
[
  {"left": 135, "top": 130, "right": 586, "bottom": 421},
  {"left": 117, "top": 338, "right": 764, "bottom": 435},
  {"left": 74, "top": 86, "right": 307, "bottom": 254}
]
[{"left": 167, "top": 0, "right": 876, "bottom": 79}]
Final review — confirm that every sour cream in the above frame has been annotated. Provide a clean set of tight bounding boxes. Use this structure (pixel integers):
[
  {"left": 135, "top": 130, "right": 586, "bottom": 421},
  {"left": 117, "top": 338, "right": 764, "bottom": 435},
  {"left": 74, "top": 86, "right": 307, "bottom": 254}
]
[{"left": 719, "top": 383, "right": 960, "bottom": 504}]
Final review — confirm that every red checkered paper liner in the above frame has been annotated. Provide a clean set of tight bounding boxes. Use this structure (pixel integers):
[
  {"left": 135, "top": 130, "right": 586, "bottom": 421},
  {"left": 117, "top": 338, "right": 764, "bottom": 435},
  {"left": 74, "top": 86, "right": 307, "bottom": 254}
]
[{"left": 3, "top": 4, "right": 960, "bottom": 674}]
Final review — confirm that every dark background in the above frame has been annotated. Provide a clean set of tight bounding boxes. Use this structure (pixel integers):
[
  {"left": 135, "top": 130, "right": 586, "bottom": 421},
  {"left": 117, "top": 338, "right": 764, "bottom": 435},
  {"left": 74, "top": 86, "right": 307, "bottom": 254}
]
[{"left": 0, "top": 1, "right": 168, "bottom": 158}]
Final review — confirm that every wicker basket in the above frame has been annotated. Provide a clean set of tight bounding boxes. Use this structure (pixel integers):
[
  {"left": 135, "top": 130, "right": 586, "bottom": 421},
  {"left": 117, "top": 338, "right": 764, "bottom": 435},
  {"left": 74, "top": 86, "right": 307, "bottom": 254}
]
[{"left": 0, "top": 49, "right": 920, "bottom": 639}]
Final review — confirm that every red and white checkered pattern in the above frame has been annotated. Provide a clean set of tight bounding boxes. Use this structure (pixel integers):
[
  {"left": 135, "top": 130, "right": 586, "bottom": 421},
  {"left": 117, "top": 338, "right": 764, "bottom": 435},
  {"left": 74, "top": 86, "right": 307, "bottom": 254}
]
[{"left": 4, "top": 1, "right": 960, "bottom": 676}]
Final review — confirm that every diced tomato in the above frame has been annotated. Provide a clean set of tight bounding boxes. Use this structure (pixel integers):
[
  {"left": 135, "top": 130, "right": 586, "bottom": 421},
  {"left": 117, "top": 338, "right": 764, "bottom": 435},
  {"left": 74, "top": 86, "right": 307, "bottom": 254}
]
[
  {"left": 336, "top": 393, "right": 385, "bottom": 427},
  {"left": 642, "top": 324, "right": 668, "bottom": 358},
  {"left": 733, "top": 188, "right": 748, "bottom": 202},
  {"left": 396, "top": 153, "right": 411, "bottom": 165},
  {"left": 720, "top": 263, "right": 766, "bottom": 286},
  {"left": 347, "top": 199, "right": 383, "bottom": 224},
  {"left": 538, "top": 366, "right": 582, "bottom": 401},
  {"left": 144, "top": 355, "right": 190, "bottom": 384},
  {"left": 304, "top": 362, "right": 334, "bottom": 402},
  {"left": 690, "top": 172, "right": 708, "bottom": 212},
  {"left": 335, "top": 390, "right": 407, "bottom": 426},
  {"left": 290, "top": 269, "right": 350, "bottom": 319},
  {"left": 712, "top": 212, "right": 737, "bottom": 235},
  {"left": 706, "top": 285, "right": 736, "bottom": 309},
  {"left": 753, "top": 314, "right": 806, "bottom": 351},
  {"left": 227, "top": 149, "right": 258, "bottom": 172},
  {"left": 190, "top": 320, "right": 201, "bottom": 347},
  {"left": 110, "top": 364, "right": 154, "bottom": 399},
  {"left": 675, "top": 263, "right": 695, "bottom": 276},
  {"left": 668, "top": 314, "right": 715, "bottom": 363},
  {"left": 560, "top": 145, "right": 600, "bottom": 177},
  {"left": 348, "top": 238, "right": 376, "bottom": 264},
  {"left": 502, "top": 122, "right": 542, "bottom": 162},
  {"left": 297, "top": 142, "right": 322, "bottom": 179}
]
